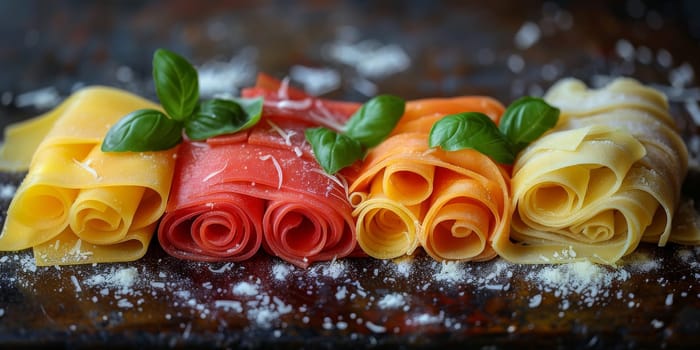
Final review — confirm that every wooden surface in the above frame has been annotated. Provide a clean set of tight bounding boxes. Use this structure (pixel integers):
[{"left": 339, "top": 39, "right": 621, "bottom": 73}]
[{"left": 1, "top": 1, "right": 699, "bottom": 349}]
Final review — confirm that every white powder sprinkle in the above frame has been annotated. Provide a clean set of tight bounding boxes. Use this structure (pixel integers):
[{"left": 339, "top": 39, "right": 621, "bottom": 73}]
[
  {"left": 272, "top": 263, "right": 291, "bottom": 281},
  {"left": 409, "top": 312, "right": 443, "bottom": 326},
  {"left": 290, "top": 65, "right": 341, "bottom": 96},
  {"left": 651, "top": 319, "right": 664, "bottom": 329},
  {"left": 232, "top": 281, "right": 259, "bottom": 297},
  {"left": 324, "top": 35, "right": 410, "bottom": 79},
  {"left": 392, "top": 258, "right": 413, "bottom": 278},
  {"left": 377, "top": 293, "right": 406, "bottom": 310},
  {"left": 19, "top": 254, "right": 37, "bottom": 273},
  {"left": 434, "top": 261, "right": 465, "bottom": 283},
  {"left": 319, "top": 259, "right": 346, "bottom": 279},
  {"left": 365, "top": 321, "right": 387, "bottom": 333},
  {"left": 507, "top": 54, "right": 525, "bottom": 74},
  {"left": 665, "top": 293, "right": 674, "bottom": 306},
  {"left": 526, "top": 261, "right": 630, "bottom": 307},
  {"left": 70, "top": 275, "right": 82, "bottom": 293},
  {"left": 117, "top": 298, "right": 134, "bottom": 309},
  {"left": 214, "top": 300, "right": 243, "bottom": 313},
  {"left": 84, "top": 267, "right": 139, "bottom": 295},
  {"left": 335, "top": 286, "right": 348, "bottom": 301},
  {"left": 197, "top": 48, "right": 258, "bottom": 98},
  {"left": 615, "top": 39, "right": 635, "bottom": 61},
  {"left": 514, "top": 21, "right": 541, "bottom": 50},
  {"left": 624, "top": 252, "right": 661, "bottom": 272},
  {"left": 15, "top": 86, "right": 61, "bottom": 109},
  {"left": 528, "top": 294, "right": 543, "bottom": 308},
  {"left": 0, "top": 184, "right": 16, "bottom": 199},
  {"left": 112, "top": 268, "right": 138, "bottom": 288},
  {"left": 669, "top": 62, "right": 694, "bottom": 88},
  {"left": 246, "top": 296, "right": 292, "bottom": 328}
]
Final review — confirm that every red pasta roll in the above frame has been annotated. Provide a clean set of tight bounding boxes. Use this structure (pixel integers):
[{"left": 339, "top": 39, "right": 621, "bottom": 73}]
[{"left": 158, "top": 75, "right": 360, "bottom": 267}]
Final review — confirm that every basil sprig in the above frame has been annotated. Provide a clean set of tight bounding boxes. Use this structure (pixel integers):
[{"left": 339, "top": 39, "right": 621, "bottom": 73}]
[
  {"left": 428, "top": 112, "right": 515, "bottom": 164},
  {"left": 102, "top": 109, "right": 182, "bottom": 151},
  {"left": 498, "top": 96, "right": 560, "bottom": 154},
  {"left": 102, "top": 49, "right": 262, "bottom": 152},
  {"left": 342, "top": 95, "right": 406, "bottom": 148},
  {"left": 305, "top": 128, "right": 364, "bottom": 174},
  {"left": 153, "top": 49, "right": 199, "bottom": 121},
  {"left": 185, "top": 98, "right": 263, "bottom": 141},
  {"left": 429, "top": 97, "right": 559, "bottom": 164},
  {"left": 305, "top": 95, "right": 405, "bottom": 174}
]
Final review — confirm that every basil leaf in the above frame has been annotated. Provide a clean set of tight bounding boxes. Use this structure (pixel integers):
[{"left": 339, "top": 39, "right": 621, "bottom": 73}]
[
  {"left": 153, "top": 48, "right": 199, "bottom": 121},
  {"left": 305, "top": 127, "right": 364, "bottom": 174},
  {"left": 232, "top": 96, "right": 264, "bottom": 125},
  {"left": 184, "top": 97, "right": 262, "bottom": 141},
  {"left": 499, "top": 96, "right": 559, "bottom": 154},
  {"left": 101, "top": 109, "right": 182, "bottom": 152},
  {"left": 429, "top": 112, "right": 514, "bottom": 164},
  {"left": 343, "top": 94, "right": 405, "bottom": 148}
]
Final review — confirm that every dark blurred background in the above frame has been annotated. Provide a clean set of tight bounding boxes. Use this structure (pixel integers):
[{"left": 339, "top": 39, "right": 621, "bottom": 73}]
[
  {"left": 1, "top": 2, "right": 700, "bottom": 347},
  {"left": 1, "top": 0, "right": 699, "bottom": 137}
]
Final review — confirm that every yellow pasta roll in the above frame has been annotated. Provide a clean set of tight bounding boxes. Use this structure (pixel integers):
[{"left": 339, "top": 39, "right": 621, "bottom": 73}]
[
  {"left": 492, "top": 78, "right": 700, "bottom": 265},
  {"left": 0, "top": 87, "right": 176, "bottom": 265}
]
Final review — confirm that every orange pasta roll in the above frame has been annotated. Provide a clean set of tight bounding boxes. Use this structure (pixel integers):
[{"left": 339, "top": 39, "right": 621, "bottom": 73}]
[{"left": 347, "top": 96, "right": 511, "bottom": 261}]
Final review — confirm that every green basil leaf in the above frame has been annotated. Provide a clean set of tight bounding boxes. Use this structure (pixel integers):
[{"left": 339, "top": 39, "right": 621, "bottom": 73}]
[
  {"left": 343, "top": 94, "right": 405, "bottom": 148},
  {"left": 101, "top": 109, "right": 182, "bottom": 152},
  {"left": 429, "top": 112, "right": 514, "bottom": 164},
  {"left": 498, "top": 96, "right": 559, "bottom": 154},
  {"left": 184, "top": 97, "right": 262, "bottom": 140},
  {"left": 232, "top": 96, "right": 264, "bottom": 123},
  {"left": 305, "top": 127, "right": 364, "bottom": 174},
  {"left": 153, "top": 48, "right": 199, "bottom": 121}
]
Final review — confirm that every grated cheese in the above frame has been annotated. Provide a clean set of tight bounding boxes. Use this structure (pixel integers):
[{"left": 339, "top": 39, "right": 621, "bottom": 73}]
[
  {"left": 259, "top": 154, "right": 283, "bottom": 189},
  {"left": 277, "top": 77, "right": 291, "bottom": 100},
  {"left": 202, "top": 161, "right": 228, "bottom": 182},
  {"left": 310, "top": 168, "right": 350, "bottom": 197},
  {"left": 72, "top": 158, "right": 101, "bottom": 180},
  {"left": 266, "top": 119, "right": 296, "bottom": 146},
  {"left": 70, "top": 275, "right": 82, "bottom": 293}
]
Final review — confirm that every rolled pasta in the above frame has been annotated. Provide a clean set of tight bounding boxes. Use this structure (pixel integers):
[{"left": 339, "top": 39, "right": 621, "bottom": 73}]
[
  {"left": 0, "top": 87, "right": 176, "bottom": 265},
  {"left": 492, "top": 78, "right": 700, "bottom": 264},
  {"left": 348, "top": 97, "right": 511, "bottom": 261},
  {"left": 158, "top": 76, "right": 359, "bottom": 268}
]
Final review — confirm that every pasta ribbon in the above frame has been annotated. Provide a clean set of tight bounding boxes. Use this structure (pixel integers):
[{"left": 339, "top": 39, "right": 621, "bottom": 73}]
[
  {"left": 348, "top": 97, "right": 510, "bottom": 261},
  {"left": 0, "top": 87, "right": 176, "bottom": 265},
  {"left": 158, "top": 76, "right": 359, "bottom": 268},
  {"left": 493, "top": 78, "right": 700, "bottom": 264}
]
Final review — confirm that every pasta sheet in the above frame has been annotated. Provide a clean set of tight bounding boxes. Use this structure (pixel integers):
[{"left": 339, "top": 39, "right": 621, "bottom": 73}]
[
  {"left": 492, "top": 78, "right": 700, "bottom": 264},
  {"left": 0, "top": 87, "right": 176, "bottom": 265},
  {"left": 347, "top": 97, "right": 511, "bottom": 261},
  {"left": 158, "top": 75, "right": 359, "bottom": 268}
]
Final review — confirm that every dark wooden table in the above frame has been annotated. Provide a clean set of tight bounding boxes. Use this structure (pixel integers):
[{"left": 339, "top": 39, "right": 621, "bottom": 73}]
[{"left": 1, "top": 1, "right": 699, "bottom": 349}]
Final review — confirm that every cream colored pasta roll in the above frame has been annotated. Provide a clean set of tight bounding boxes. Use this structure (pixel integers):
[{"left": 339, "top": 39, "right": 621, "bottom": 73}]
[{"left": 492, "top": 78, "right": 699, "bottom": 265}]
